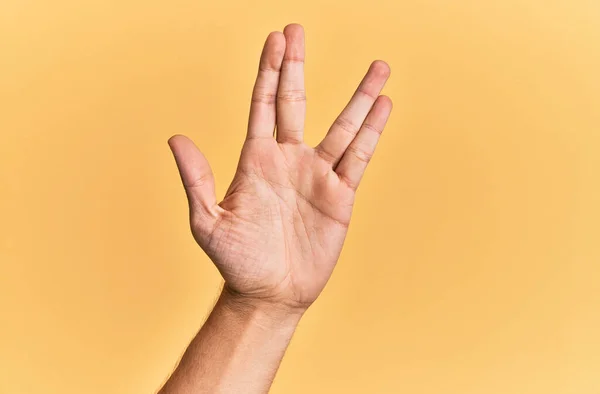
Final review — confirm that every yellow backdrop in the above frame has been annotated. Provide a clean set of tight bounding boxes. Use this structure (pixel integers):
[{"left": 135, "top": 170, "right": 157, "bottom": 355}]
[{"left": 1, "top": 1, "right": 599, "bottom": 393}]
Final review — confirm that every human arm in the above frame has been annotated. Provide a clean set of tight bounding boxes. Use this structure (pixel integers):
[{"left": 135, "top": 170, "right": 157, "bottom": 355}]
[{"left": 158, "top": 288, "right": 302, "bottom": 393}]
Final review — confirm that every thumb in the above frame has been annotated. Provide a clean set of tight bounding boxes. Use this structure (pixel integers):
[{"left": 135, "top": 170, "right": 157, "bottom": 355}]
[{"left": 168, "top": 134, "right": 219, "bottom": 235}]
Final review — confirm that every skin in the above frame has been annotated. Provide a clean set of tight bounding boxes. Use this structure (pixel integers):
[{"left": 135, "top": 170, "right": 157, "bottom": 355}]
[{"left": 158, "top": 23, "right": 392, "bottom": 393}]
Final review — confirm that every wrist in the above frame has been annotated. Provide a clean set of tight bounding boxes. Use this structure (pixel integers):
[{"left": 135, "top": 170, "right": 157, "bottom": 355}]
[{"left": 219, "top": 284, "right": 305, "bottom": 329}]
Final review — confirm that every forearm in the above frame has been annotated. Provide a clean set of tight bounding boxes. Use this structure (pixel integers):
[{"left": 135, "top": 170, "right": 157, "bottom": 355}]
[{"left": 158, "top": 286, "right": 304, "bottom": 394}]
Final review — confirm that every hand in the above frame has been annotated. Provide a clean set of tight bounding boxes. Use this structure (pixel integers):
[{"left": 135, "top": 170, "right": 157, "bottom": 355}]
[{"left": 168, "top": 24, "right": 392, "bottom": 313}]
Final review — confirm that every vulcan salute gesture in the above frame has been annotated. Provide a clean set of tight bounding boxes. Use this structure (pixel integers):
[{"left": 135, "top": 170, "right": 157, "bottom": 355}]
[{"left": 159, "top": 23, "right": 392, "bottom": 394}]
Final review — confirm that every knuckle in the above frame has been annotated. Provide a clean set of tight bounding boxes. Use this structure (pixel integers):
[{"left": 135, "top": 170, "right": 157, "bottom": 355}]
[
  {"left": 276, "top": 128, "right": 303, "bottom": 144},
  {"left": 258, "top": 65, "right": 280, "bottom": 73},
  {"left": 315, "top": 144, "right": 337, "bottom": 164},
  {"left": 282, "top": 57, "right": 305, "bottom": 67},
  {"left": 333, "top": 116, "right": 359, "bottom": 136},
  {"left": 357, "top": 87, "right": 378, "bottom": 100},
  {"left": 252, "top": 89, "right": 277, "bottom": 104},
  {"left": 277, "top": 89, "right": 306, "bottom": 103},
  {"left": 347, "top": 144, "right": 373, "bottom": 164},
  {"left": 362, "top": 122, "right": 383, "bottom": 135},
  {"left": 339, "top": 173, "right": 359, "bottom": 191},
  {"left": 185, "top": 174, "right": 210, "bottom": 190}
]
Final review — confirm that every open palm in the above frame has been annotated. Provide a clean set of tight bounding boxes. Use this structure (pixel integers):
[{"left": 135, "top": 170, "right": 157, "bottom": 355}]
[{"left": 169, "top": 24, "right": 392, "bottom": 310}]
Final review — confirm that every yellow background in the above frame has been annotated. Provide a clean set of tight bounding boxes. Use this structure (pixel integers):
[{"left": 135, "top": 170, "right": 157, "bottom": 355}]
[{"left": 1, "top": 1, "right": 599, "bottom": 393}]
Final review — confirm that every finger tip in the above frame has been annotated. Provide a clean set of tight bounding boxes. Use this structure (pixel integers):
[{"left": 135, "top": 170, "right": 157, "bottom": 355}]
[
  {"left": 266, "top": 31, "right": 286, "bottom": 53},
  {"left": 283, "top": 23, "right": 305, "bottom": 42},
  {"left": 284, "top": 23, "right": 304, "bottom": 33},
  {"left": 167, "top": 134, "right": 182, "bottom": 145},
  {"left": 167, "top": 134, "right": 191, "bottom": 150},
  {"left": 379, "top": 95, "right": 393, "bottom": 108},
  {"left": 266, "top": 30, "right": 285, "bottom": 44},
  {"left": 262, "top": 32, "right": 286, "bottom": 70},
  {"left": 371, "top": 60, "right": 391, "bottom": 78}
]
